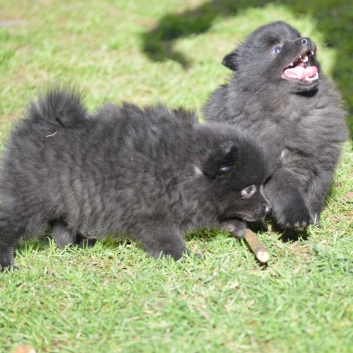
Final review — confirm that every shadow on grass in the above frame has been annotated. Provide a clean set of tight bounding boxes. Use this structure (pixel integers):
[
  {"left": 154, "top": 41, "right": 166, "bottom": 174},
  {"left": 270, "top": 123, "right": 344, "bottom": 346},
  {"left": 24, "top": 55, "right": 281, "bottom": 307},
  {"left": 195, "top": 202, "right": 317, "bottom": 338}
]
[{"left": 141, "top": 0, "right": 353, "bottom": 135}]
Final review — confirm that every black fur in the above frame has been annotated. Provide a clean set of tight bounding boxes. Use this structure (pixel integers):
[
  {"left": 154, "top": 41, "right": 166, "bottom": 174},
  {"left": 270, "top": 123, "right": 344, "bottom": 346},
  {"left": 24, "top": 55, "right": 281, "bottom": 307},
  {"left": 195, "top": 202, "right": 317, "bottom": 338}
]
[
  {"left": 204, "top": 21, "right": 348, "bottom": 229},
  {"left": 0, "top": 87, "right": 271, "bottom": 269}
]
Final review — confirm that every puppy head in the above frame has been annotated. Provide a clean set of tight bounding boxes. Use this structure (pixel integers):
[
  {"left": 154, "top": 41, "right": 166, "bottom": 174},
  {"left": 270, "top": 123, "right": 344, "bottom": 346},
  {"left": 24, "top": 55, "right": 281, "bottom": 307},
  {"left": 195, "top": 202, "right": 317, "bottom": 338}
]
[
  {"left": 195, "top": 127, "right": 272, "bottom": 222},
  {"left": 222, "top": 21, "right": 320, "bottom": 93}
]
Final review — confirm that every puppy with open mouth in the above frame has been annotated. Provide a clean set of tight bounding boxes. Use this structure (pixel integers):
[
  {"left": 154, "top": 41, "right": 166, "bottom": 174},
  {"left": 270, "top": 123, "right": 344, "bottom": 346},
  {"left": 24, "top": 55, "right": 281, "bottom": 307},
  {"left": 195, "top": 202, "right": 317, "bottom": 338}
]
[{"left": 204, "top": 21, "right": 348, "bottom": 232}]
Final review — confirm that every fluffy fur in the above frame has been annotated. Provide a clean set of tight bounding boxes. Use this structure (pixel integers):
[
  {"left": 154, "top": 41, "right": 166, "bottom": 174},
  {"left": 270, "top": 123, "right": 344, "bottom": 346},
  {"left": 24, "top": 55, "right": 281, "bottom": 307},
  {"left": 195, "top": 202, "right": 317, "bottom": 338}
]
[
  {"left": 0, "top": 88, "right": 271, "bottom": 269},
  {"left": 204, "top": 21, "right": 348, "bottom": 229}
]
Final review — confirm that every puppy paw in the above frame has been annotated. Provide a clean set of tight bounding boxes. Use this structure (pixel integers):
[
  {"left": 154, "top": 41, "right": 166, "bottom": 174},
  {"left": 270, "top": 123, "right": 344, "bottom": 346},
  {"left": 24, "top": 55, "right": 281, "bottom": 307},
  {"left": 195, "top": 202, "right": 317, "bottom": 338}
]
[
  {"left": 281, "top": 202, "right": 313, "bottom": 230},
  {"left": 221, "top": 219, "right": 247, "bottom": 238},
  {"left": 185, "top": 249, "right": 204, "bottom": 259},
  {"left": 76, "top": 234, "right": 97, "bottom": 249},
  {"left": 0, "top": 265, "right": 18, "bottom": 272}
]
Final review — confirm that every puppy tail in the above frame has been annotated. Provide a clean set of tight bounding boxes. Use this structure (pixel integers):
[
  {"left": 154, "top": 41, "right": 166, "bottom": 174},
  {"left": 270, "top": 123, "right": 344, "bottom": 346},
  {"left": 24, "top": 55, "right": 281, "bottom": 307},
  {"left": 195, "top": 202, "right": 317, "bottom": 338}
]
[{"left": 25, "top": 86, "right": 87, "bottom": 127}]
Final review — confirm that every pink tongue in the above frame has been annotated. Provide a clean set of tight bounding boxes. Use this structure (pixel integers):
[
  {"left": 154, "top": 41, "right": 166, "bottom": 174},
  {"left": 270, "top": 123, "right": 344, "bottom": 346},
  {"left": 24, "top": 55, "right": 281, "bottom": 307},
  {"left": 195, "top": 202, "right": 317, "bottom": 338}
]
[{"left": 284, "top": 66, "right": 318, "bottom": 79}]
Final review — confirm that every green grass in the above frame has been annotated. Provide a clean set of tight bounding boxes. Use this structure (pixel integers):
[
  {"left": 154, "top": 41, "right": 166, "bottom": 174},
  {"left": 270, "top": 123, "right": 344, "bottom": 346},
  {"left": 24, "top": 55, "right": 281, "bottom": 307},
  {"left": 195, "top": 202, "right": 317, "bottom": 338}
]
[{"left": 1, "top": 1, "right": 353, "bottom": 352}]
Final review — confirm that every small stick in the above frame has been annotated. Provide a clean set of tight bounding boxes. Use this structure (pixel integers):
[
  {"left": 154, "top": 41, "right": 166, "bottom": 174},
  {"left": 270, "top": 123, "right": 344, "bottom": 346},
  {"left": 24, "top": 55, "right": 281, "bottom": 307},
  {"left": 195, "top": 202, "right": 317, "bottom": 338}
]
[{"left": 244, "top": 229, "right": 269, "bottom": 263}]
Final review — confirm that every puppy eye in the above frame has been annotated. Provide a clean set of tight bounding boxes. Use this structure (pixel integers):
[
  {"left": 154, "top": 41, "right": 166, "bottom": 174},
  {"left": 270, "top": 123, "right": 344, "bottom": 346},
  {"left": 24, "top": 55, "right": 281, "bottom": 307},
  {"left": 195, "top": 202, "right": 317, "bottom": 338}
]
[
  {"left": 219, "top": 166, "right": 230, "bottom": 174},
  {"left": 241, "top": 185, "right": 256, "bottom": 198},
  {"left": 272, "top": 45, "right": 281, "bottom": 54}
]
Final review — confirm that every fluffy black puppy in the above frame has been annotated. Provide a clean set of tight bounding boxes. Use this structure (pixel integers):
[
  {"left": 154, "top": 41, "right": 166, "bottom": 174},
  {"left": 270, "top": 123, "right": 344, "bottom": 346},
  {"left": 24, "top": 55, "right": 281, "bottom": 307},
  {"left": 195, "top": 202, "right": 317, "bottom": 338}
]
[
  {"left": 204, "top": 21, "right": 348, "bottom": 230},
  {"left": 0, "top": 88, "right": 271, "bottom": 270}
]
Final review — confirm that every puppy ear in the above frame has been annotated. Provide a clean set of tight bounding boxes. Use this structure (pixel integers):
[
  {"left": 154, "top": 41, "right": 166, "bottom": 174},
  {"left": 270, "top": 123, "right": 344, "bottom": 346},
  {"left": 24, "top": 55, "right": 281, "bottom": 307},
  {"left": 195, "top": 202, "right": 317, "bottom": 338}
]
[
  {"left": 201, "top": 142, "right": 239, "bottom": 178},
  {"left": 222, "top": 50, "right": 238, "bottom": 71}
]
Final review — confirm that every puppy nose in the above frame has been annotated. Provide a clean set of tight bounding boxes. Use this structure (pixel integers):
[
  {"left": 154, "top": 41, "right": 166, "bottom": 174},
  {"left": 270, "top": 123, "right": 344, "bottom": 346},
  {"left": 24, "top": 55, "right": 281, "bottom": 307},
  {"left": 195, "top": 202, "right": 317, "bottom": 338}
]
[
  {"left": 295, "top": 37, "right": 315, "bottom": 51},
  {"left": 298, "top": 37, "right": 314, "bottom": 47}
]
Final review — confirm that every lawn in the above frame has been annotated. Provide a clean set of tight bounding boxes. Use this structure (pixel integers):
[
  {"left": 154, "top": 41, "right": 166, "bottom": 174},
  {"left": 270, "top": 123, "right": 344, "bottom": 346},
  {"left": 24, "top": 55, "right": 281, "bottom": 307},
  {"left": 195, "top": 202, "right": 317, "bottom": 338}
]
[{"left": 0, "top": 1, "right": 353, "bottom": 352}]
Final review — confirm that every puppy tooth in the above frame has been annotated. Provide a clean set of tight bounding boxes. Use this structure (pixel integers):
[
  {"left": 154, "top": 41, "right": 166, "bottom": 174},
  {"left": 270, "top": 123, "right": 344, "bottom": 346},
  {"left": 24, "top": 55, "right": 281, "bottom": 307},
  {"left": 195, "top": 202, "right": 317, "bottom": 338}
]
[
  {"left": 297, "top": 227, "right": 304, "bottom": 231},
  {"left": 294, "top": 222, "right": 299, "bottom": 228}
]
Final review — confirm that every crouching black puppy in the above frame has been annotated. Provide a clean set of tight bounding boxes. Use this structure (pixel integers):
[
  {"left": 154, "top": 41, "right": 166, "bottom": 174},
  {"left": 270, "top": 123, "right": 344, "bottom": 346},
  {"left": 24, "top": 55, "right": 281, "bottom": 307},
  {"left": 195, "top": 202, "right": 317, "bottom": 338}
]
[
  {"left": 0, "top": 88, "right": 271, "bottom": 270},
  {"left": 204, "top": 21, "right": 348, "bottom": 230}
]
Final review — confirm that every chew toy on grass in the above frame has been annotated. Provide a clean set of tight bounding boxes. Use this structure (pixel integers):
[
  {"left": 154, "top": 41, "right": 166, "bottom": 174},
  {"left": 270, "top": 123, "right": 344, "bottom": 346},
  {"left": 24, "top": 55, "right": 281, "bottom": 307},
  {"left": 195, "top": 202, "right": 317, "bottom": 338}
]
[{"left": 244, "top": 229, "right": 269, "bottom": 263}]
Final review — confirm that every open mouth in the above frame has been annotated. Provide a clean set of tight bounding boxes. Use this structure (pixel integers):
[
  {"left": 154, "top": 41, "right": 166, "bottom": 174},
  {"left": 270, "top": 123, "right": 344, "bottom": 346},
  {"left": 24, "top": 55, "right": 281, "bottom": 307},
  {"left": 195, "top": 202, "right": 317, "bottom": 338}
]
[{"left": 281, "top": 51, "right": 319, "bottom": 83}]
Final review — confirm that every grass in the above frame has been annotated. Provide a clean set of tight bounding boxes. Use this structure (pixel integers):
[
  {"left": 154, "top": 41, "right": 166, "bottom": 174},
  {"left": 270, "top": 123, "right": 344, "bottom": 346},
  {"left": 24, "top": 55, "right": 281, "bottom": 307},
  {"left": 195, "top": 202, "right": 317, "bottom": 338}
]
[{"left": 0, "top": 0, "right": 353, "bottom": 352}]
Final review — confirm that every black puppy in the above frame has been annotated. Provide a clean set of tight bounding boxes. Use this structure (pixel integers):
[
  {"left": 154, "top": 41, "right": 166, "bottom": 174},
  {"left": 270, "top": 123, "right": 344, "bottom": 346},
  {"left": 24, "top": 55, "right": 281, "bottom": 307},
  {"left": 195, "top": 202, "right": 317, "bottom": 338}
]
[
  {"left": 0, "top": 88, "right": 271, "bottom": 270},
  {"left": 204, "top": 21, "right": 347, "bottom": 230}
]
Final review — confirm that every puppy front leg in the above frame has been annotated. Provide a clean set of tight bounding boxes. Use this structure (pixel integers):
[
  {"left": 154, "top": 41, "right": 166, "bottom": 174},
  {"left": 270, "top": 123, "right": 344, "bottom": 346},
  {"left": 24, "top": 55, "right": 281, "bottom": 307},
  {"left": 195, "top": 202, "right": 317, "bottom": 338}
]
[
  {"left": 0, "top": 240, "right": 14, "bottom": 271},
  {"left": 134, "top": 225, "right": 189, "bottom": 261},
  {"left": 51, "top": 220, "right": 96, "bottom": 249},
  {"left": 0, "top": 208, "right": 27, "bottom": 270}
]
